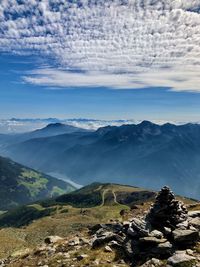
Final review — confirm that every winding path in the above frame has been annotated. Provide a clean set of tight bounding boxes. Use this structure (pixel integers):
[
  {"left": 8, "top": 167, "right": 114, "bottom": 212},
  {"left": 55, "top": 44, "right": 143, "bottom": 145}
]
[{"left": 101, "top": 189, "right": 119, "bottom": 206}]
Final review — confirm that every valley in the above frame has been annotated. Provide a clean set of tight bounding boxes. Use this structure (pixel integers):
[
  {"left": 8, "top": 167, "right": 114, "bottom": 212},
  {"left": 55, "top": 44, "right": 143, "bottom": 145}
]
[
  {"left": 1, "top": 121, "right": 200, "bottom": 199},
  {"left": 0, "top": 156, "right": 75, "bottom": 211}
]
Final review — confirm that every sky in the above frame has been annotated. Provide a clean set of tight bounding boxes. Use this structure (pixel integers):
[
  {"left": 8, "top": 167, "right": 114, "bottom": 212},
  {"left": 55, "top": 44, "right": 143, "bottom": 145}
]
[{"left": 0, "top": 0, "right": 200, "bottom": 122}]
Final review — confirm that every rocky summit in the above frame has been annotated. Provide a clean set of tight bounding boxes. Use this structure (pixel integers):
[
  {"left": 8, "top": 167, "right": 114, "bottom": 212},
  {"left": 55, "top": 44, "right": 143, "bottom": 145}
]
[
  {"left": 1, "top": 186, "right": 200, "bottom": 267},
  {"left": 147, "top": 186, "right": 188, "bottom": 229}
]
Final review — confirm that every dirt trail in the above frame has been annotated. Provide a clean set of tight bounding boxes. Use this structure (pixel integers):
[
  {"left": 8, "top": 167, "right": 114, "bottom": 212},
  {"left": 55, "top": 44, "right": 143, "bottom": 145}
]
[{"left": 101, "top": 189, "right": 119, "bottom": 206}]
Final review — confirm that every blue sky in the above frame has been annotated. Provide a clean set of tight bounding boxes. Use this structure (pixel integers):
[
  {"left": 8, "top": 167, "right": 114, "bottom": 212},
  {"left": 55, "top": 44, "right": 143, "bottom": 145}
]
[
  {"left": 0, "top": 1, "right": 200, "bottom": 122},
  {"left": 1, "top": 53, "right": 200, "bottom": 122}
]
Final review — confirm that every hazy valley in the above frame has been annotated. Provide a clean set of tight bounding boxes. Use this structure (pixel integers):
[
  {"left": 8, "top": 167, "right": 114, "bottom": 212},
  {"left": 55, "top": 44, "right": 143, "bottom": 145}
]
[{"left": 1, "top": 121, "right": 200, "bottom": 199}]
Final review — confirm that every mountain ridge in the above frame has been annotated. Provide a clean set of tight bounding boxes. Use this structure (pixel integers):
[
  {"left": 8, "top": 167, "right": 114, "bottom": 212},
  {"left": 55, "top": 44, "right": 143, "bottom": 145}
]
[
  {"left": 1, "top": 121, "right": 200, "bottom": 199},
  {"left": 0, "top": 156, "right": 75, "bottom": 210}
]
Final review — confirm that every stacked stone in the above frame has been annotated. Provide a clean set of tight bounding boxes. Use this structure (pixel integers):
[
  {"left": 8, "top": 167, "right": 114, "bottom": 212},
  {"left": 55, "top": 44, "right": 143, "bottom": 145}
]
[
  {"left": 147, "top": 186, "right": 188, "bottom": 229},
  {"left": 90, "top": 186, "right": 200, "bottom": 266}
]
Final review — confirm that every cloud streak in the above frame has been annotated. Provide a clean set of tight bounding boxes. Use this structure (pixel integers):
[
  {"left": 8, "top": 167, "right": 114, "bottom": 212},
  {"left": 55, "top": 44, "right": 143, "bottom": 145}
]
[{"left": 0, "top": 0, "right": 200, "bottom": 91}]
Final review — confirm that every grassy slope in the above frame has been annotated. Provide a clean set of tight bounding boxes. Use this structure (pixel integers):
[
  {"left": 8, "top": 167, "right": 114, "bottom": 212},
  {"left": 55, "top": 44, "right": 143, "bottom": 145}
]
[
  {"left": 0, "top": 182, "right": 196, "bottom": 228},
  {"left": 0, "top": 156, "right": 75, "bottom": 210},
  {"left": 0, "top": 182, "right": 198, "bottom": 259}
]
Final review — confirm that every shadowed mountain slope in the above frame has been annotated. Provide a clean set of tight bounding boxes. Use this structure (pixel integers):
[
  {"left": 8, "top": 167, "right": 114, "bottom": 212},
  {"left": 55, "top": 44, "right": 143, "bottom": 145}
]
[
  {"left": 2, "top": 121, "right": 200, "bottom": 199},
  {"left": 0, "top": 156, "right": 75, "bottom": 210}
]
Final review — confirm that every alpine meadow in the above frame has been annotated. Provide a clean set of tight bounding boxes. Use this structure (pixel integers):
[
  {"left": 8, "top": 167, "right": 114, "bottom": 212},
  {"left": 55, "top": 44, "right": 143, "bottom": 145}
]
[{"left": 0, "top": 1, "right": 200, "bottom": 266}]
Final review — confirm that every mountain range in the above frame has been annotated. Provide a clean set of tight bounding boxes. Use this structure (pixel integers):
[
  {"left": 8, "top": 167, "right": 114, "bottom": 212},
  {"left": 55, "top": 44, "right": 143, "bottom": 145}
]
[
  {"left": 0, "top": 118, "right": 136, "bottom": 133},
  {"left": 1, "top": 121, "right": 200, "bottom": 199},
  {"left": 0, "top": 156, "right": 75, "bottom": 210},
  {"left": 0, "top": 122, "right": 89, "bottom": 150}
]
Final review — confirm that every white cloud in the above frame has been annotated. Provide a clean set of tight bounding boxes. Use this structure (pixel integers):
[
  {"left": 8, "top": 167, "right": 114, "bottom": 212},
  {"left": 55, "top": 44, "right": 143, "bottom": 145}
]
[
  {"left": 23, "top": 67, "right": 200, "bottom": 92},
  {"left": 0, "top": 0, "right": 200, "bottom": 92}
]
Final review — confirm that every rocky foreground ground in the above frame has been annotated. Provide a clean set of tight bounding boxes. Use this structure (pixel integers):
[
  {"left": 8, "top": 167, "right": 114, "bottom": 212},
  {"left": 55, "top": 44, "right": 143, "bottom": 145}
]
[{"left": 1, "top": 187, "right": 200, "bottom": 267}]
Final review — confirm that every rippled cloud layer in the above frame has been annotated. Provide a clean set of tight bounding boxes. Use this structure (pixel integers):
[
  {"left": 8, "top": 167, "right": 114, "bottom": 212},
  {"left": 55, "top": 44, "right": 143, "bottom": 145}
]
[{"left": 1, "top": 0, "right": 200, "bottom": 91}]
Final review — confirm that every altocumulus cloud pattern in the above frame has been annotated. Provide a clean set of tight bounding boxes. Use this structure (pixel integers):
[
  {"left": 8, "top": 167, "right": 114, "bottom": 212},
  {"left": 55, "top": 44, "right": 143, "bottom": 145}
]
[{"left": 0, "top": 0, "right": 200, "bottom": 91}]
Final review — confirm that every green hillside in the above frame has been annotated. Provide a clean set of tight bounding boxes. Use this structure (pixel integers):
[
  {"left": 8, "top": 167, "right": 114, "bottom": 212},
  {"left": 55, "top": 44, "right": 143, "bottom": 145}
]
[
  {"left": 0, "top": 183, "right": 158, "bottom": 227},
  {"left": 0, "top": 156, "right": 75, "bottom": 210},
  {"left": 0, "top": 182, "right": 196, "bottom": 229},
  {"left": 53, "top": 182, "right": 156, "bottom": 208},
  {"left": 0, "top": 182, "right": 198, "bottom": 260}
]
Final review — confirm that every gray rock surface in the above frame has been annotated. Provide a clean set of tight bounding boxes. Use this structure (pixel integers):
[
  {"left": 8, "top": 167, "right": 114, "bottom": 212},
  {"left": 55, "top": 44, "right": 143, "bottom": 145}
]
[
  {"left": 167, "top": 251, "right": 196, "bottom": 266},
  {"left": 172, "top": 229, "right": 199, "bottom": 244}
]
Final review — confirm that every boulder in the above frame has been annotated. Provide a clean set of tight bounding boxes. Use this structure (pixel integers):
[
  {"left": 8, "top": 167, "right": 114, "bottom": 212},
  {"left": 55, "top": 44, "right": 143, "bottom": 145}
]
[
  {"left": 151, "top": 241, "right": 173, "bottom": 256},
  {"left": 130, "top": 218, "right": 149, "bottom": 237},
  {"left": 89, "top": 223, "right": 123, "bottom": 235},
  {"left": 139, "top": 237, "right": 167, "bottom": 247},
  {"left": 77, "top": 254, "right": 88, "bottom": 261},
  {"left": 127, "top": 226, "right": 138, "bottom": 238},
  {"left": 44, "top": 236, "right": 63, "bottom": 244},
  {"left": 149, "top": 230, "right": 164, "bottom": 239},
  {"left": 124, "top": 239, "right": 139, "bottom": 258},
  {"left": 104, "top": 245, "right": 113, "bottom": 252},
  {"left": 172, "top": 229, "right": 199, "bottom": 244},
  {"left": 92, "top": 232, "right": 123, "bottom": 249},
  {"left": 68, "top": 236, "right": 80, "bottom": 246},
  {"left": 176, "top": 220, "right": 189, "bottom": 230},
  {"left": 139, "top": 258, "right": 163, "bottom": 267},
  {"left": 108, "top": 240, "right": 122, "bottom": 249},
  {"left": 124, "top": 239, "right": 134, "bottom": 258},
  {"left": 163, "top": 227, "right": 172, "bottom": 236},
  {"left": 167, "top": 251, "right": 196, "bottom": 266},
  {"left": 188, "top": 210, "right": 200, "bottom": 218},
  {"left": 189, "top": 217, "right": 200, "bottom": 230}
]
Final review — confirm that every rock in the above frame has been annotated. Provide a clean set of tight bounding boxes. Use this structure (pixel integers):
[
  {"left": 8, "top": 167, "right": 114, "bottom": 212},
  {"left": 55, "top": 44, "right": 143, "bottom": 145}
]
[
  {"left": 92, "top": 232, "right": 123, "bottom": 249},
  {"left": 139, "top": 258, "right": 163, "bottom": 267},
  {"left": 108, "top": 240, "right": 122, "bottom": 249},
  {"left": 11, "top": 248, "right": 32, "bottom": 258},
  {"left": 44, "top": 236, "right": 63, "bottom": 244},
  {"left": 34, "top": 245, "right": 47, "bottom": 255},
  {"left": 77, "top": 254, "right": 88, "bottom": 261},
  {"left": 89, "top": 223, "right": 123, "bottom": 235},
  {"left": 167, "top": 251, "right": 196, "bottom": 266},
  {"left": 104, "top": 245, "right": 113, "bottom": 252},
  {"left": 189, "top": 217, "right": 200, "bottom": 230},
  {"left": 188, "top": 210, "right": 200, "bottom": 218},
  {"left": 124, "top": 239, "right": 139, "bottom": 258},
  {"left": 79, "top": 237, "right": 91, "bottom": 245},
  {"left": 123, "top": 221, "right": 131, "bottom": 226},
  {"left": 68, "top": 237, "right": 80, "bottom": 246},
  {"left": 151, "top": 241, "right": 173, "bottom": 256},
  {"left": 172, "top": 229, "right": 199, "bottom": 244},
  {"left": 89, "top": 224, "right": 105, "bottom": 234},
  {"left": 186, "top": 249, "right": 194, "bottom": 256},
  {"left": 127, "top": 226, "right": 137, "bottom": 237},
  {"left": 163, "top": 227, "right": 172, "bottom": 236},
  {"left": 130, "top": 218, "right": 149, "bottom": 237},
  {"left": 93, "top": 259, "right": 100, "bottom": 265},
  {"left": 118, "top": 260, "right": 126, "bottom": 264},
  {"left": 176, "top": 220, "right": 189, "bottom": 230},
  {"left": 189, "top": 225, "right": 197, "bottom": 231},
  {"left": 63, "top": 252, "right": 70, "bottom": 258},
  {"left": 139, "top": 237, "right": 167, "bottom": 246},
  {"left": 149, "top": 230, "right": 164, "bottom": 239}
]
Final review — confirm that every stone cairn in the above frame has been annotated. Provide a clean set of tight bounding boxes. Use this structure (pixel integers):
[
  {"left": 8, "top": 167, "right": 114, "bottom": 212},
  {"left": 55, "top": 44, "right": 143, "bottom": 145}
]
[
  {"left": 90, "top": 186, "right": 200, "bottom": 266},
  {"left": 146, "top": 186, "right": 188, "bottom": 230}
]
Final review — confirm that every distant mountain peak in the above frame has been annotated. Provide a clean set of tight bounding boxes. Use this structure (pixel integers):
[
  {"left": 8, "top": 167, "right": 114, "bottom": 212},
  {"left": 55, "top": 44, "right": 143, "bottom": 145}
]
[
  {"left": 45, "top": 123, "right": 67, "bottom": 128},
  {"left": 139, "top": 120, "right": 157, "bottom": 127}
]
